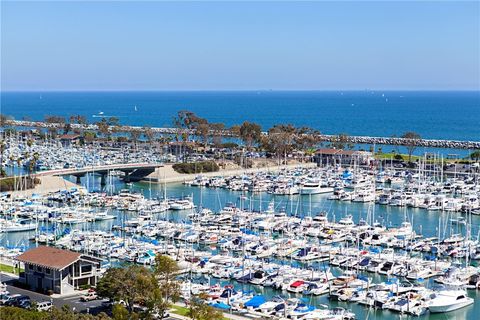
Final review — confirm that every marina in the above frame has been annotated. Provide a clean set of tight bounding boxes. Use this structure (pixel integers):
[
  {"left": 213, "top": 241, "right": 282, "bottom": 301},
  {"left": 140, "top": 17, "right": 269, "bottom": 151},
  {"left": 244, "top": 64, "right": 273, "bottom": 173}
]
[
  {"left": 2, "top": 1, "right": 479, "bottom": 318},
  {"left": 2, "top": 160, "right": 480, "bottom": 318}
]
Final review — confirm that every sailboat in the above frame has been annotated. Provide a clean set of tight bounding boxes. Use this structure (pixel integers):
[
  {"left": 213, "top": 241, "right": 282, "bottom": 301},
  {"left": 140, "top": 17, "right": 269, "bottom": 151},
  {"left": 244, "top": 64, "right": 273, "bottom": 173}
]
[{"left": 134, "top": 105, "right": 138, "bottom": 112}]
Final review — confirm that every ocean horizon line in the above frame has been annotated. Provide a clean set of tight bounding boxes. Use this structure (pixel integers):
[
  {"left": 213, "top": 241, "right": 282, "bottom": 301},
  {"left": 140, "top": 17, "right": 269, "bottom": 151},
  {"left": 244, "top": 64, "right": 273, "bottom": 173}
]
[{"left": 2, "top": 89, "right": 480, "bottom": 94}]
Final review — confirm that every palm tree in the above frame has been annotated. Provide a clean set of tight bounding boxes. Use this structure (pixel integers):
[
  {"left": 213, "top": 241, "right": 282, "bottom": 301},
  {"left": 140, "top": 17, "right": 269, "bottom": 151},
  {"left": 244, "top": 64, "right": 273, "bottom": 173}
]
[{"left": 30, "top": 152, "right": 40, "bottom": 175}]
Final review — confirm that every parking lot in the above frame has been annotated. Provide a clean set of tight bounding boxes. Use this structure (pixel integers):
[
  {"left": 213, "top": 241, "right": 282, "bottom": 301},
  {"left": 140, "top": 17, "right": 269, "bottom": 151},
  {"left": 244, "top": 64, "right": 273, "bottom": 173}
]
[
  {"left": 1, "top": 273, "right": 181, "bottom": 319},
  {"left": 1, "top": 274, "right": 106, "bottom": 314}
]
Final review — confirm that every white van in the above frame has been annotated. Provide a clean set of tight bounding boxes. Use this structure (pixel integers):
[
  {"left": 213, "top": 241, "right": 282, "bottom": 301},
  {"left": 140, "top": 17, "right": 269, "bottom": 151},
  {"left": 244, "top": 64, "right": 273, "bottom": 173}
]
[{"left": 36, "top": 301, "right": 53, "bottom": 311}]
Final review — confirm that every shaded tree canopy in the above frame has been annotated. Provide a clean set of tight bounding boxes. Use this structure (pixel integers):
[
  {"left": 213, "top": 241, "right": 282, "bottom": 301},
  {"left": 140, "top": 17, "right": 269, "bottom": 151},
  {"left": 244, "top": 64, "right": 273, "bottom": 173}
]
[
  {"left": 96, "top": 265, "right": 157, "bottom": 312},
  {"left": 329, "top": 133, "right": 354, "bottom": 150},
  {"left": 187, "top": 293, "right": 223, "bottom": 320},
  {"left": 239, "top": 121, "right": 262, "bottom": 150}
]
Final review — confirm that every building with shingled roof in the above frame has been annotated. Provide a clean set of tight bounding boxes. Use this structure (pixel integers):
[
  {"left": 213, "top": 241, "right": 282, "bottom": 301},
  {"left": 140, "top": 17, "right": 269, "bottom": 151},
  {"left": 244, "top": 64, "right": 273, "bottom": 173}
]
[{"left": 15, "top": 246, "right": 102, "bottom": 295}]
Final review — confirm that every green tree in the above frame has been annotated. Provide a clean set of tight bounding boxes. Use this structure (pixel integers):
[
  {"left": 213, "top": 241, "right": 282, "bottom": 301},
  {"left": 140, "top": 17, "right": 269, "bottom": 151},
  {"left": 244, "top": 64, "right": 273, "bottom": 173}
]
[
  {"left": 143, "top": 126, "right": 155, "bottom": 147},
  {"left": 294, "top": 126, "right": 321, "bottom": 161},
  {"left": 329, "top": 133, "right": 354, "bottom": 150},
  {"left": 107, "top": 117, "right": 120, "bottom": 127},
  {"left": 262, "top": 124, "right": 296, "bottom": 164},
  {"left": 173, "top": 110, "right": 195, "bottom": 159},
  {"left": 0, "top": 139, "right": 6, "bottom": 176},
  {"left": 130, "top": 131, "right": 141, "bottom": 150},
  {"left": 69, "top": 114, "right": 87, "bottom": 125},
  {"left": 153, "top": 255, "right": 181, "bottom": 318},
  {"left": 469, "top": 150, "right": 480, "bottom": 161},
  {"left": 196, "top": 122, "right": 210, "bottom": 146},
  {"left": 63, "top": 123, "right": 72, "bottom": 135},
  {"left": 112, "top": 304, "right": 130, "bottom": 320},
  {"left": 239, "top": 121, "right": 262, "bottom": 150},
  {"left": 0, "top": 113, "right": 13, "bottom": 127},
  {"left": 96, "top": 265, "right": 157, "bottom": 313},
  {"left": 401, "top": 131, "right": 421, "bottom": 162},
  {"left": 187, "top": 293, "right": 223, "bottom": 320},
  {"left": 209, "top": 123, "right": 225, "bottom": 147},
  {"left": 96, "top": 119, "right": 110, "bottom": 138},
  {"left": 83, "top": 131, "right": 97, "bottom": 143},
  {"left": 44, "top": 115, "right": 66, "bottom": 137}
]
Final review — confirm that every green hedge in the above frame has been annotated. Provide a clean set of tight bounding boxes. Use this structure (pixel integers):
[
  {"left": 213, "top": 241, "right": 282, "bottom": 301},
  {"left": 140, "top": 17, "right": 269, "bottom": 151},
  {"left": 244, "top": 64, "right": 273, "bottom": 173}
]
[{"left": 172, "top": 161, "right": 219, "bottom": 174}]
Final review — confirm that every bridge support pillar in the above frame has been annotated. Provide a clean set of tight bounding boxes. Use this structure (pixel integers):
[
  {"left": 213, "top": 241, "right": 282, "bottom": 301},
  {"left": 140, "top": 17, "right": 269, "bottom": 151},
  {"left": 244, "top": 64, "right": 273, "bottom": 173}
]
[
  {"left": 100, "top": 173, "right": 107, "bottom": 186},
  {"left": 124, "top": 173, "right": 130, "bottom": 183},
  {"left": 73, "top": 175, "right": 82, "bottom": 184}
]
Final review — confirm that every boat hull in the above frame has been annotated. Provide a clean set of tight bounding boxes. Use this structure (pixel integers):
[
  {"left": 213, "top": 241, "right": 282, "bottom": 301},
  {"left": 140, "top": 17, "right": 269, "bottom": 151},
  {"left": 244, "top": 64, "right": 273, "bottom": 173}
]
[{"left": 429, "top": 299, "right": 474, "bottom": 313}]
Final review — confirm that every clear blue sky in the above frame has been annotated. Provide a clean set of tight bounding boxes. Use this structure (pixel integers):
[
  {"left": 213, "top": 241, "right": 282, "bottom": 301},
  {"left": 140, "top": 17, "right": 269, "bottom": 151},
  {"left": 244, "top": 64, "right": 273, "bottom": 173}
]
[{"left": 1, "top": 1, "right": 479, "bottom": 91}]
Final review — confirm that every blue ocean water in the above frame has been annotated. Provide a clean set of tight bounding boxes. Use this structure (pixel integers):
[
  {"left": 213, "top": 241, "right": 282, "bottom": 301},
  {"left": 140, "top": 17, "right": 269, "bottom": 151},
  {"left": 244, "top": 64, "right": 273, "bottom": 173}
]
[{"left": 2, "top": 91, "right": 479, "bottom": 141}]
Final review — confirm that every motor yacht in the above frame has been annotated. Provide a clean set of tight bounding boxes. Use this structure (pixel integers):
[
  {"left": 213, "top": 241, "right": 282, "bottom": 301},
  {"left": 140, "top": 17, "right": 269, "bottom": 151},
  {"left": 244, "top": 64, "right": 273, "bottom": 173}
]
[{"left": 428, "top": 290, "right": 473, "bottom": 313}]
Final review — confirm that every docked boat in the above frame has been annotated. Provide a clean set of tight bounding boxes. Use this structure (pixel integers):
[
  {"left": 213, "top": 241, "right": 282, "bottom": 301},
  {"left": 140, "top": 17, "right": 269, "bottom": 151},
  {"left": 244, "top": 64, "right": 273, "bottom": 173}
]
[
  {"left": 428, "top": 290, "right": 473, "bottom": 313},
  {"left": 299, "top": 180, "right": 334, "bottom": 195}
]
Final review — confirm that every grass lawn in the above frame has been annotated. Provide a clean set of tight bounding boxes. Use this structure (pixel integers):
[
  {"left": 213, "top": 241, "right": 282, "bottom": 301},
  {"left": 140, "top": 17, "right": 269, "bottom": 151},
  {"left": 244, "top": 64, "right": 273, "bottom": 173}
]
[
  {"left": 374, "top": 153, "right": 420, "bottom": 161},
  {"left": 171, "top": 304, "right": 229, "bottom": 320},
  {"left": 375, "top": 153, "right": 472, "bottom": 164},
  {"left": 0, "top": 263, "right": 24, "bottom": 274},
  {"left": 171, "top": 305, "right": 189, "bottom": 316}
]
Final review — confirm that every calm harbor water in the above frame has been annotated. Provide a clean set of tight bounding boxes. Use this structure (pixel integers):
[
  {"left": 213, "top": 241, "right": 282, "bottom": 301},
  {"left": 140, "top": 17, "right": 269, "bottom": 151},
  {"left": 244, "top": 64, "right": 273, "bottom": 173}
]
[{"left": 2, "top": 175, "right": 480, "bottom": 319}]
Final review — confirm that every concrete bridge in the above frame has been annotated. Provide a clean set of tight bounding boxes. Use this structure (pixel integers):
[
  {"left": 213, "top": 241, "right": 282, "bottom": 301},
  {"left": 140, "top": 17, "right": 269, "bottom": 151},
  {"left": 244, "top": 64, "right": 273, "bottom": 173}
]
[{"left": 35, "top": 163, "right": 163, "bottom": 185}]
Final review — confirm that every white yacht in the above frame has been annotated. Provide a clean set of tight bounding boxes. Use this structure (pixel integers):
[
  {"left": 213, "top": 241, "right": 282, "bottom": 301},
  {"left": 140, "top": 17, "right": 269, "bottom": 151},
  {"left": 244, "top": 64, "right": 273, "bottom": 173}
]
[
  {"left": 0, "top": 219, "right": 37, "bottom": 232},
  {"left": 169, "top": 198, "right": 195, "bottom": 210},
  {"left": 428, "top": 290, "right": 473, "bottom": 313},
  {"left": 299, "top": 180, "right": 333, "bottom": 195},
  {"left": 352, "top": 189, "right": 376, "bottom": 202}
]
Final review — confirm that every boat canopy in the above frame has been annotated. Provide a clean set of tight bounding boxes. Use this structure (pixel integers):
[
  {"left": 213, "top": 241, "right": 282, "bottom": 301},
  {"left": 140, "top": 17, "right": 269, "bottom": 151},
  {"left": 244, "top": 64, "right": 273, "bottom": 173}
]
[
  {"left": 244, "top": 295, "right": 266, "bottom": 308},
  {"left": 291, "top": 280, "right": 305, "bottom": 288},
  {"left": 210, "top": 302, "right": 231, "bottom": 310}
]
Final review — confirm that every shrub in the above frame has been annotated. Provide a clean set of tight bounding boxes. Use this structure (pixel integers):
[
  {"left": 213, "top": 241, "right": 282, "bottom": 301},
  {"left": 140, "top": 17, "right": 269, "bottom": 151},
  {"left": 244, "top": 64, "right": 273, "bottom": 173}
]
[
  {"left": 79, "top": 284, "right": 91, "bottom": 290},
  {"left": 172, "top": 161, "right": 219, "bottom": 174},
  {"left": 221, "top": 142, "right": 238, "bottom": 149}
]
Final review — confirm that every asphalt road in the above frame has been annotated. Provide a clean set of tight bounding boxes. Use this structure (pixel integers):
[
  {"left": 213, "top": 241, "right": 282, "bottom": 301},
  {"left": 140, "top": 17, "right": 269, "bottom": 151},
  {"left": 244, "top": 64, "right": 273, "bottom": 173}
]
[
  {"left": 1, "top": 273, "right": 106, "bottom": 314},
  {"left": 1, "top": 273, "right": 180, "bottom": 318}
]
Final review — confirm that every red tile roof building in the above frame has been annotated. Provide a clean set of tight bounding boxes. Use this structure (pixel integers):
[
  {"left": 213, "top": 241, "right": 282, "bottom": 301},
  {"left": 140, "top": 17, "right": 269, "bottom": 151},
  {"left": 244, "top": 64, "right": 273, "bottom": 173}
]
[{"left": 16, "top": 246, "right": 102, "bottom": 295}]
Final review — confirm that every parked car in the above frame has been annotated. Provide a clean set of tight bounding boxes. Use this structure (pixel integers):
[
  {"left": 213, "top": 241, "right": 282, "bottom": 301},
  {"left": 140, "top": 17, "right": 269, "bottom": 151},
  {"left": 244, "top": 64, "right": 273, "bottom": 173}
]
[
  {"left": 18, "top": 299, "right": 32, "bottom": 309},
  {"left": 36, "top": 301, "right": 53, "bottom": 311},
  {"left": 101, "top": 299, "right": 114, "bottom": 308},
  {"left": 80, "top": 291, "right": 98, "bottom": 302},
  {"left": 4, "top": 294, "right": 30, "bottom": 307},
  {"left": 152, "top": 310, "right": 170, "bottom": 319},
  {"left": 0, "top": 293, "right": 12, "bottom": 305}
]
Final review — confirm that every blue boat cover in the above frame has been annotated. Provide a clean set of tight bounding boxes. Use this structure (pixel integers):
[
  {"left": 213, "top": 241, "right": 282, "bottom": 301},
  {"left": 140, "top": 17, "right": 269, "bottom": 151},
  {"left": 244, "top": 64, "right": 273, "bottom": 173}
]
[
  {"left": 210, "top": 302, "right": 231, "bottom": 310},
  {"left": 244, "top": 295, "right": 266, "bottom": 308}
]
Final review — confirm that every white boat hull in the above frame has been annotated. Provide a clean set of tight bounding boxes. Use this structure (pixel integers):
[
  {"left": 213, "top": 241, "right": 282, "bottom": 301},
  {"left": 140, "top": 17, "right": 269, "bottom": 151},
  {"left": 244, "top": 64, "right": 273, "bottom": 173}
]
[{"left": 429, "top": 298, "right": 474, "bottom": 313}]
